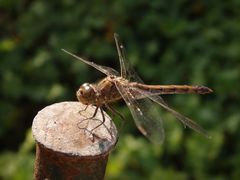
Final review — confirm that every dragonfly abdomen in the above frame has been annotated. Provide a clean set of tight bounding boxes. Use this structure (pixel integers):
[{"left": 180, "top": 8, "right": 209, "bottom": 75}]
[{"left": 133, "top": 83, "right": 213, "bottom": 95}]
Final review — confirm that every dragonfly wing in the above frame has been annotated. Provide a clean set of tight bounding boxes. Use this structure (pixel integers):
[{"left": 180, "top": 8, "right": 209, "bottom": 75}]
[
  {"left": 115, "top": 81, "right": 165, "bottom": 144},
  {"left": 114, "top": 33, "right": 127, "bottom": 78},
  {"left": 114, "top": 34, "right": 210, "bottom": 138},
  {"left": 114, "top": 33, "right": 143, "bottom": 82},
  {"left": 133, "top": 88, "right": 211, "bottom": 138},
  {"left": 62, "top": 49, "right": 119, "bottom": 76}
]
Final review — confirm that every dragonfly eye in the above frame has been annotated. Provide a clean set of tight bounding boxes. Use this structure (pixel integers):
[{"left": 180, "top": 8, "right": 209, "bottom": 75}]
[
  {"left": 79, "top": 89, "right": 83, "bottom": 95},
  {"left": 79, "top": 83, "right": 93, "bottom": 96},
  {"left": 76, "top": 83, "right": 95, "bottom": 105}
]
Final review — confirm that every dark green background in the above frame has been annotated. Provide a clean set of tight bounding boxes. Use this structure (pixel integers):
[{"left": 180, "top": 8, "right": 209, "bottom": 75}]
[{"left": 0, "top": 0, "right": 239, "bottom": 179}]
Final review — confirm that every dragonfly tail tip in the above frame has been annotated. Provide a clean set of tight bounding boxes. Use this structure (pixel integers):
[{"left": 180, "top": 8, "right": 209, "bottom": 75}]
[{"left": 199, "top": 86, "right": 213, "bottom": 94}]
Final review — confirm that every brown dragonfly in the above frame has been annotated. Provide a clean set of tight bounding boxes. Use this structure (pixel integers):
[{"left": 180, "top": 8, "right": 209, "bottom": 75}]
[{"left": 62, "top": 33, "right": 213, "bottom": 144}]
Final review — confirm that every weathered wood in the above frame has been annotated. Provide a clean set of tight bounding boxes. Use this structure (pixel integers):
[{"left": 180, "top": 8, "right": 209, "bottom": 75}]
[{"left": 32, "top": 101, "right": 118, "bottom": 180}]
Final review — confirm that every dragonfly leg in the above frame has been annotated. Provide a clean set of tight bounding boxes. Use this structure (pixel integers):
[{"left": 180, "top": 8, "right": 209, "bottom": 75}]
[
  {"left": 78, "top": 105, "right": 89, "bottom": 116},
  {"left": 77, "top": 107, "right": 99, "bottom": 132},
  {"left": 79, "top": 127, "right": 103, "bottom": 143},
  {"left": 105, "top": 104, "right": 125, "bottom": 122},
  {"left": 77, "top": 106, "right": 115, "bottom": 142},
  {"left": 105, "top": 104, "right": 125, "bottom": 132},
  {"left": 89, "top": 107, "right": 116, "bottom": 142},
  {"left": 90, "top": 108, "right": 105, "bottom": 133},
  {"left": 77, "top": 107, "right": 111, "bottom": 142}
]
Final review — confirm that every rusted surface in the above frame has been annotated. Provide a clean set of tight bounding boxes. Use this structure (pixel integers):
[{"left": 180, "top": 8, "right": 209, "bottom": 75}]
[
  {"left": 32, "top": 102, "right": 118, "bottom": 180},
  {"left": 35, "top": 143, "right": 109, "bottom": 180}
]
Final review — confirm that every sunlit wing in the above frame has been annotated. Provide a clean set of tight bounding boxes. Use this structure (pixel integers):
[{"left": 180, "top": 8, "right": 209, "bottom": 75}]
[
  {"left": 62, "top": 49, "right": 119, "bottom": 76},
  {"left": 114, "top": 33, "right": 143, "bottom": 82},
  {"left": 115, "top": 81, "right": 165, "bottom": 144},
  {"left": 114, "top": 34, "right": 210, "bottom": 139},
  {"left": 114, "top": 33, "right": 127, "bottom": 78},
  {"left": 131, "top": 87, "right": 211, "bottom": 138},
  {"left": 114, "top": 34, "right": 165, "bottom": 144},
  {"left": 150, "top": 95, "right": 211, "bottom": 138}
]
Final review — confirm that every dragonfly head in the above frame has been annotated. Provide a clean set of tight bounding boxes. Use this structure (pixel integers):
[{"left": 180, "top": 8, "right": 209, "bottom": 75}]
[{"left": 76, "top": 83, "right": 96, "bottom": 105}]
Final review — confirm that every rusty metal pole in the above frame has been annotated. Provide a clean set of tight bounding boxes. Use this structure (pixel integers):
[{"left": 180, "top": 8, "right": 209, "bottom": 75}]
[{"left": 32, "top": 102, "right": 118, "bottom": 180}]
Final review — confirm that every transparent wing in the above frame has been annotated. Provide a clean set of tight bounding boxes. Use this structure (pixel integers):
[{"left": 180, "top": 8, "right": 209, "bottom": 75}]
[
  {"left": 131, "top": 87, "right": 211, "bottom": 138},
  {"left": 115, "top": 81, "right": 165, "bottom": 144},
  {"left": 114, "top": 33, "right": 127, "bottom": 78},
  {"left": 114, "top": 33, "right": 210, "bottom": 139},
  {"left": 114, "top": 33, "right": 142, "bottom": 82},
  {"left": 114, "top": 33, "right": 165, "bottom": 144},
  {"left": 150, "top": 95, "right": 211, "bottom": 138},
  {"left": 62, "top": 49, "right": 119, "bottom": 76}
]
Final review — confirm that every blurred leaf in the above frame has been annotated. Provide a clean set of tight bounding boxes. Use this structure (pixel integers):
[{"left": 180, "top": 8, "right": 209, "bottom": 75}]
[
  {"left": 0, "top": 130, "right": 34, "bottom": 180},
  {"left": 1, "top": 0, "right": 240, "bottom": 179}
]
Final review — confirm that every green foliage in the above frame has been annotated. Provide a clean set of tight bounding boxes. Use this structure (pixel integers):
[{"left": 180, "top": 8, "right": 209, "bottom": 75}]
[
  {"left": 0, "top": 130, "right": 35, "bottom": 180},
  {"left": 1, "top": 0, "right": 240, "bottom": 179}
]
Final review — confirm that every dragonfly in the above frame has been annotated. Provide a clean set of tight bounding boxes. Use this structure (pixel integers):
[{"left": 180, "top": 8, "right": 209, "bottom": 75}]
[{"left": 62, "top": 33, "right": 213, "bottom": 144}]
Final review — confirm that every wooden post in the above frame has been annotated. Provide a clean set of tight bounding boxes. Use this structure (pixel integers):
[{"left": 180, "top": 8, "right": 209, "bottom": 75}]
[{"left": 32, "top": 102, "right": 118, "bottom": 180}]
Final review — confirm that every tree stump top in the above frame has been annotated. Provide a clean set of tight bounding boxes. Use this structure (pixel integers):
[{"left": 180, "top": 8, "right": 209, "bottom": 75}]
[{"left": 32, "top": 101, "right": 118, "bottom": 157}]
